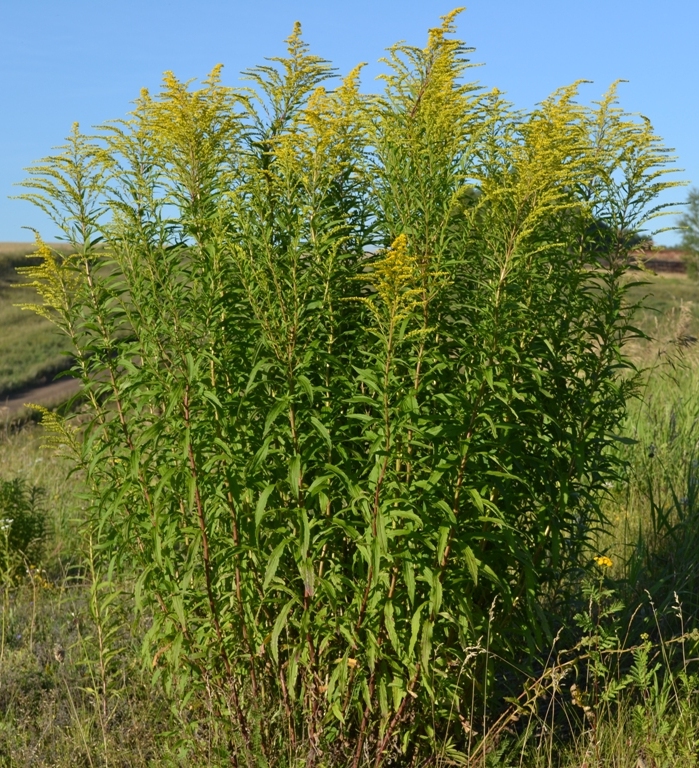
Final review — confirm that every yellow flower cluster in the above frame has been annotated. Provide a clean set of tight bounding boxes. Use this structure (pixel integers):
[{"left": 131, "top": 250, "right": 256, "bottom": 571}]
[
  {"left": 593, "top": 555, "right": 613, "bottom": 569},
  {"left": 365, "top": 234, "right": 421, "bottom": 322},
  {"left": 15, "top": 236, "right": 79, "bottom": 322},
  {"left": 27, "top": 565, "right": 54, "bottom": 590}
]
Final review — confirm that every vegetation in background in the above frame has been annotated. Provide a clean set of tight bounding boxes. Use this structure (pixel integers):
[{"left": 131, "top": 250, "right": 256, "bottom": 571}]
[
  {"left": 0, "top": 476, "right": 45, "bottom": 576},
  {"left": 0, "top": 243, "right": 72, "bottom": 398},
  {"left": 624, "top": 272, "right": 699, "bottom": 341},
  {"left": 678, "top": 187, "right": 699, "bottom": 278},
  {"left": 3, "top": 9, "right": 695, "bottom": 766},
  {"left": 0, "top": 427, "right": 177, "bottom": 766}
]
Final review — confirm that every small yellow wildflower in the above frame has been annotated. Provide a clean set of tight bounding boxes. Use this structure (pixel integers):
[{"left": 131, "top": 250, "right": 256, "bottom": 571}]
[
  {"left": 368, "top": 235, "right": 420, "bottom": 310},
  {"left": 593, "top": 555, "right": 613, "bottom": 569}
]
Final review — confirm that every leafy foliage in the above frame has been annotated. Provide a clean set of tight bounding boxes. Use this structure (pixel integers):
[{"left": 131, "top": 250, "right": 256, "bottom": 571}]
[
  {"left": 17, "top": 10, "right": 679, "bottom": 764},
  {"left": 0, "top": 477, "right": 45, "bottom": 573},
  {"left": 679, "top": 187, "right": 699, "bottom": 254},
  {"left": 678, "top": 187, "right": 699, "bottom": 278}
]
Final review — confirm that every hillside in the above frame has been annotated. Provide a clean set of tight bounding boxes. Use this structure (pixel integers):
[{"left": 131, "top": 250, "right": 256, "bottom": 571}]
[{"left": 0, "top": 242, "right": 74, "bottom": 401}]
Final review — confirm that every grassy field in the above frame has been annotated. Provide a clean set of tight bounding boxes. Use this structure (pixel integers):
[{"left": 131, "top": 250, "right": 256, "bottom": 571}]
[
  {"left": 0, "top": 243, "right": 73, "bottom": 400},
  {"left": 625, "top": 268, "right": 699, "bottom": 338},
  {"left": 2, "top": 267, "right": 699, "bottom": 765}
]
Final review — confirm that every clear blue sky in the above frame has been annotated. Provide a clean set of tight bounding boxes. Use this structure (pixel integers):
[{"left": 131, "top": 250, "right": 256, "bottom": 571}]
[{"left": 1, "top": 0, "right": 696, "bottom": 243}]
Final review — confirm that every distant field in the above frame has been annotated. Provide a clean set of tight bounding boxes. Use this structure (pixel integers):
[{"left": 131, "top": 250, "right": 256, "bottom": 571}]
[
  {"left": 624, "top": 268, "right": 699, "bottom": 340},
  {"left": 0, "top": 242, "right": 73, "bottom": 399}
]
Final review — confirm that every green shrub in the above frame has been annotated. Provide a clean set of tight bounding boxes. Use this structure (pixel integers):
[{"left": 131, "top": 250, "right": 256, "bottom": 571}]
[
  {"left": 16, "top": 10, "right": 679, "bottom": 764},
  {"left": 0, "top": 477, "right": 45, "bottom": 573}
]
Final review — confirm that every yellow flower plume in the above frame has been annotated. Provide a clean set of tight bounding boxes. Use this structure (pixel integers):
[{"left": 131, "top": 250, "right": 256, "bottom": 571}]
[{"left": 365, "top": 234, "right": 421, "bottom": 321}]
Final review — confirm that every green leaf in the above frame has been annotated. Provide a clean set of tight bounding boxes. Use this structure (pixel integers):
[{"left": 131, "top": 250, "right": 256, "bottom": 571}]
[
  {"left": 270, "top": 599, "right": 295, "bottom": 664},
  {"left": 264, "top": 539, "right": 288, "bottom": 591},
  {"left": 244, "top": 359, "right": 267, "bottom": 394},
  {"left": 201, "top": 389, "right": 223, "bottom": 409},
  {"left": 307, "top": 475, "right": 329, "bottom": 496},
  {"left": 437, "top": 526, "right": 450, "bottom": 564},
  {"left": 299, "top": 557, "right": 315, "bottom": 597},
  {"left": 390, "top": 510, "right": 423, "bottom": 528},
  {"left": 289, "top": 455, "right": 302, "bottom": 499},
  {"left": 467, "top": 487, "right": 484, "bottom": 513},
  {"left": 171, "top": 594, "right": 186, "bottom": 629},
  {"left": 463, "top": 545, "right": 479, "bottom": 585},
  {"left": 384, "top": 600, "right": 400, "bottom": 655},
  {"left": 403, "top": 560, "right": 416, "bottom": 604},
  {"left": 420, "top": 619, "right": 433, "bottom": 672},
  {"left": 255, "top": 484, "right": 275, "bottom": 528},
  {"left": 379, "top": 677, "right": 389, "bottom": 718},
  {"left": 300, "top": 508, "right": 311, "bottom": 559},
  {"left": 298, "top": 374, "right": 314, "bottom": 405},
  {"left": 409, "top": 603, "right": 425, "bottom": 658},
  {"left": 310, "top": 416, "right": 332, "bottom": 448},
  {"left": 264, "top": 399, "right": 287, "bottom": 436},
  {"left": 429, "top": 577, "right": 443, "bottom": 615}
]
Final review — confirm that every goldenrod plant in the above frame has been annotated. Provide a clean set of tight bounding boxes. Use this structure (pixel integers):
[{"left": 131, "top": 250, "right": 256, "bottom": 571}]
[{"left": 17, "top": 10, "right": 681, "bottom": 764}]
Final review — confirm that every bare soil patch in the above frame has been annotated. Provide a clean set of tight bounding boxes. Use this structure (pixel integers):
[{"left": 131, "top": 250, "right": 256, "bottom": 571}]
[{"left": 0, "top": 377, "right": 80, "bottom": 424}]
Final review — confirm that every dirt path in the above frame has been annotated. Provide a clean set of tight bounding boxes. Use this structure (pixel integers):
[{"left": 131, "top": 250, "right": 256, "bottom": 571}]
[{"left": 0, "top": 377, "right": 81, "bottom": 423}]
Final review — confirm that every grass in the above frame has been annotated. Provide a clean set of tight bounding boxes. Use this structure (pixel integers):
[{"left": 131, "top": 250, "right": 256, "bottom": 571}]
[
  {"left": 0, "top": 243, "right": 73, "bottom": 399},
  {"left": 2, "top": 269, "right": 699, "bottom": 765},
  {"left": 0, "top": 427, "right": 177, "bottom": 766},
  {"left": 625, "top": 268, "right": 699, "bottom": 339}
]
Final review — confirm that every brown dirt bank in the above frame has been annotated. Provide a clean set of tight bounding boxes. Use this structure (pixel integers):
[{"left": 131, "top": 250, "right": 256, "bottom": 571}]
[{"left": 0, "top": 377, "right": 81, "bottom": 424}]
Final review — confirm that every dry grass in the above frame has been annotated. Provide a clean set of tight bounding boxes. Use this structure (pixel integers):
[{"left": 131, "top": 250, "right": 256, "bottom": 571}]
[{"left": 0, "top": 427, "right": 180, "bottom": 767}]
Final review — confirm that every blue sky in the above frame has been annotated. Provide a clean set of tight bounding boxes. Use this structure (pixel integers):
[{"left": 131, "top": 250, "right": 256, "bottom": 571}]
[{"left": 1, "top": 0, "right": 696, "bottom": 243}]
